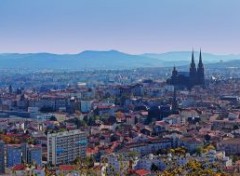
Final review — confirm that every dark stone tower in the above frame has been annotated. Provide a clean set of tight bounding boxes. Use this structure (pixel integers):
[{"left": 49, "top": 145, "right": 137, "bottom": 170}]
[
  {"left": 172, "top": 86, "right": 178, "bottom": 113},
  {"left": 189, "top": 50, "right": 197, "bottom": 87},
  {"left": 171, "top": 65, "right": 178, "bottom": 85},
  {"left": 197, "top": 49, "right": 205, "bottom": 86},
  {"left": 167, "top": 49, "right": 205, "bottom": 90},
  {"left": 0, "top": 141, "right": 4, "bottom": 174}
]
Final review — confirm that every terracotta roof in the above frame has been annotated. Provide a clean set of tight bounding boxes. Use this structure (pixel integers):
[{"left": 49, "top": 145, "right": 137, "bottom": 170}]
[
  {"left": 87, "top": 147, "right": 99, "bottom": 155},
  {"left": 235, "top": 160, "right": 240, "bottom": 165},
  {"left": 59, "top": 165, "right": 75, "bottom": 171},
  {"left": 220, "top": 138, "right": 240, "bottom": 145},
  {"left": 155, "top": 121, "right": 168, "bottom": 126},
  {"left": 13, "top": 164, "right": 25, "bottom": 171},
  {"left": 134, "top": 169, "right": 151, "bottom": 176},
  {"left": 93, "top": 165, "right": 103, "bottom": 170}
]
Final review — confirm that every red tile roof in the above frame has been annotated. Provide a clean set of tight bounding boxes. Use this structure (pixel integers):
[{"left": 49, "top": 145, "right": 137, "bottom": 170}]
[
  {"left": 134, "top": 169, "right": 151, "bottom": 176},
  {"left": 12, "top": 164, "right": 25, "bottom": 171},
  {"left": 59, "top": 165, "right": 75, "bottom": 171}
]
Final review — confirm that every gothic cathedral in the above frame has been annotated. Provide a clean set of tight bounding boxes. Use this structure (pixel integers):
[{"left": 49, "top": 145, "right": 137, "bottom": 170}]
[{"left": 168, "top": 50, "right": 205, "bottom": 89}]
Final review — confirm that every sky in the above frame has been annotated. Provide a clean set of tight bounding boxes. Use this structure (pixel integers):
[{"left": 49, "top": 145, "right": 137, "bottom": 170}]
[{"left": 0, "top": 0, "right": 240, "bottom": 54}]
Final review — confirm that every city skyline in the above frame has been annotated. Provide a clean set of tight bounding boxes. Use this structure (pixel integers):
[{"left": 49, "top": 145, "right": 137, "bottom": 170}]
[{"left": 0, "top": 0, "right": 240, "bottom": 55}]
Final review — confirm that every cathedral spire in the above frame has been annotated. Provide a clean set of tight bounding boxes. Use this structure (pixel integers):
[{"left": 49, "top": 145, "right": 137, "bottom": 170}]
[
  {"left": 189, "top": 49, "right": 197, "bottom": 87},
  {"left": 198, "top": 49, "right": 203, "bottom": 68},
  {"left": 191, "top": 49, "right": 196, "bottom": 67},
  {"left": 173, "top": 65, "right": 176, "bottom": 71},
  {"left": 197, "top": 49, "right": 205, "bottom": 86},
  {"left": 171, "top": 65, "right": 178, "bottom": 85}
]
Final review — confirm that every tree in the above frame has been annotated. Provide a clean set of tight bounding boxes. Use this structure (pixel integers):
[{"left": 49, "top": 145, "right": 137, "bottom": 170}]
[
  {"left": 50, "top": 115, "right": 57, "bottom": 121},
  {"left": 108, "top": 116, "right": 117, "bottom": 124},
  {"left": 73, "top": 156, "right": 96, "bottom": 175},
  {"left": 151, "top": 163, "right": 159, "bottom": 172},
  {"left": 87, "top": 116, "right": 95, "bottom": 126},
  {"left": 234, "top": 125, "right": 239, "bottom": 130},
  {"left": 157, "top": 148, "right": 168, "bottom": 155},
  {"left": 134, "top": 116, "right": 138, "bottom": 124},
  {"left": 70, "top": 117, "right": 81, "bottom": 128},
  {"left": 83, "top": 115, "right": 88, "bottom": 123},
  {"left": 40, "top": 106, "right": 54, "bottom": 112},
  {"left": 204, "top": 134, "right": 211, "bottom": 142},
  {"left": 195, "top": 147, "right": 202, "bottom": 156},
  {"left": 86, "top": 156, "right": 95, "bottom": 168}
]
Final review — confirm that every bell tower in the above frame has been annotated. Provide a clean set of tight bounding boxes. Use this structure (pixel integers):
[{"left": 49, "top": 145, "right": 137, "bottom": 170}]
[
  {"left": 197, "top": 49, "right": 205, "bottom": 86},
  {"left": 189, "top": 50, "right": 197, "bottom": 87}
]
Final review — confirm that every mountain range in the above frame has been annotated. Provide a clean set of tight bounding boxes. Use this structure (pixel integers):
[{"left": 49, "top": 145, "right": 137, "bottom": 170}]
[{"left": 0, "top": 50, "right": 240, "bottom": 70}]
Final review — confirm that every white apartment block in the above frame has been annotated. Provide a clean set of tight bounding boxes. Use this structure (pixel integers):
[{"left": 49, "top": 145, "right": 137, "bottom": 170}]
[{"left": 47, "top": 129, "right": 87, "bottom": 165}]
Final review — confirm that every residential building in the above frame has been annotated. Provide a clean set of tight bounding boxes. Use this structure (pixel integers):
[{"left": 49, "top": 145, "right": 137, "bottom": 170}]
[
  {"left": 106, "top": 153, "right": 129, "bottom": 175},
  {"left": 124, "top": 138, "right": 172, "bottom": 156},
  {"left": 47, "top": 129, "right": 87, "bottom": 165},
  {"left": 7, "top": 145, "right": 22, "bottom": 167},
  {"left": 27, "top": 145, "right": 42, "bottom": 166},
  {"left": 6, "top": 144, "right": 42, "bottom": 168},
  {"left": 80, "top": 100, "right": 93, "bottom": 113},
  {"left": 178, "top": 137, "right": 203, "bottom": 153},
  {"left": 217, "top": 138, "right": 240, "bottom": 155},
  {"left": 0, "top": 140, "right": 5, "bottom": 174}
]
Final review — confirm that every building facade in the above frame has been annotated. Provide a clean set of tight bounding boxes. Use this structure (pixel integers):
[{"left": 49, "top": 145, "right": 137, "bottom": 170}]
[
  {"left": 27, "top": 145, "right": 42, "bottom": 166},
  {"left": 80, "top": 100, "right": 93, "bottom": 113},
  {"left": 0, "top": 141, "right": 5, "bottom": 174},
  {"left": 6, "top": 143, "right": 42, "bottom": 168},
  {"left": 47, "top": 129, "right": 87, "bottom": 165},
  {"left": 6, "top": 145, "right": 22, "bottom": 167},
  {"left": 168, "top": 50, "right": 205, "bottom": 89}
]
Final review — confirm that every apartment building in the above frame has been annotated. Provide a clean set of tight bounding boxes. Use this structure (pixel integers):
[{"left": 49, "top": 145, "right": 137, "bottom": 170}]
[
  {"left": 47, "top": 129, "right": 87, "bottom": 165},
  {"left": 0, "top": 141, "right": 5, "bottom": 174}
]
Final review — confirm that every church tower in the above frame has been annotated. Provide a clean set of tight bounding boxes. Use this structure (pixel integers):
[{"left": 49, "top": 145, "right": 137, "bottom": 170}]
[
  {"left": 171, "top": 65, "right": 178, "bottom": 85},
  {"left": 197, "top": 49, "right": 205, "bottom": 86},
  {"left": 189, "top": 50, "right": 197, "bottom": 87},
  {"left": 172, "top": 86, "right": 178, "bottom": 113},
  {"left": 167, "top": 49, "right": 205, "bottom": 90}
]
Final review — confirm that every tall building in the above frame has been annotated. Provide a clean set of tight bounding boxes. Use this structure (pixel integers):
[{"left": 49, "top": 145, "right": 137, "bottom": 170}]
[
  {"left": 21, "top": 143, "right": 28, "bottom": 163},
  {"left": 80, "top": 100, "right": 93, "bottom": 113},
  {"left": 27, "top": 145, "right": 42, "bottom": 166},
  {"left": 171, "top": 86, "right": 178, "bottom": 113},
  {"left": 47, "top": 129, "right": 87, "bottom": 165},
  {"left": 167, "top": 50, "right": 205, "bottom": 89},
  {"left": 197, "top": 50, "right": 205, "bottom": 85},
  {"left": 6, "top": 145, "right": 22, "bottom": 167},
  {"left": 189, "top": 50, "right": 197, "bottom": 87},
  {"left": 80, "top": 88, "right": 94, "bottom": 113},
  {"left": 0, "top": 141, "right": 5, "bottom": 174},
  {"left": 6, "top": 144, "right": 42, "bottom": 168}
]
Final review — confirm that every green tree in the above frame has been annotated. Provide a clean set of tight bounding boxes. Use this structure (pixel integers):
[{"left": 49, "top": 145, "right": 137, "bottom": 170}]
[
  {"left": 50, "top": 115, "right": 57, "bottom": 121},
  {"left": 151, "top": 163, "right": 159, "bottom": 172}
]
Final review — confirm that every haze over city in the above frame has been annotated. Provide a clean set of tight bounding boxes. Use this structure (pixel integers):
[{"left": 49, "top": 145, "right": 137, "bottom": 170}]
[
  {"left": 0, "top": 0, "right": 240, "bottom": 54},
  {"left": 1, "top": 1, "right": 240, "bottom": 176}
]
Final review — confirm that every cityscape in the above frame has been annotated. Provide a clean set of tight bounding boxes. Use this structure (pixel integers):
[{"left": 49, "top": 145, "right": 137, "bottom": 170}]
[{"left": 1, "top": 0, "right": 240, "bottom": 176}]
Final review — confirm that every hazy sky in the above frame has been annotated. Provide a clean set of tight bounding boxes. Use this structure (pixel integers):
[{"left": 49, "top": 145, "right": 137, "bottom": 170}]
[{"left": 0, "top": 0, "right": 239, "bottom": 54}]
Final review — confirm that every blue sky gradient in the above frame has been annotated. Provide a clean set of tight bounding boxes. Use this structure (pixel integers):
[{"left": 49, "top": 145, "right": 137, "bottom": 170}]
[{"left": 0, "top": 0, "right": 239, "bottom": 54}]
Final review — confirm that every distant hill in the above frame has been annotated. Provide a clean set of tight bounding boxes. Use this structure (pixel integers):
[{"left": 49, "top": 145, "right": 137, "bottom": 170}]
[
  {"left": 0, "top": 50, "right": 240, "bottom": 70},
  {"left": 142, "top": 51, "right": 240, "bottom": 66},
  {"left": 0, "top": 50, "right": 162, "bottom": 70},
  {"left": 207, "top": 59, "right": 240, "bottom": 68}
]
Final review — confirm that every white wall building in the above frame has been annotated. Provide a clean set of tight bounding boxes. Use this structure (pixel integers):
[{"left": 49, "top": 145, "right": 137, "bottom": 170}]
[
  {"left": 47, "top": 130, "right": 87, "bottom": 165},
  {"left": 80, "top": 100, "right": 93, "bottom": 113}
]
